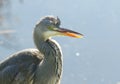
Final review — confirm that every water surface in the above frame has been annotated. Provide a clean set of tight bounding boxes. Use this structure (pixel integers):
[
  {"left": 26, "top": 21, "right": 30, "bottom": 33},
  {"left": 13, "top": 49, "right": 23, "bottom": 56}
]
[{"left": 0, "top": 0, "right": 120, "bottom": 84}]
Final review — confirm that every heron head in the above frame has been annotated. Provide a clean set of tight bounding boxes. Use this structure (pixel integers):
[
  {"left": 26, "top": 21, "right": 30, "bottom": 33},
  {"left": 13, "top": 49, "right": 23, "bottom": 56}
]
[{"left": 35, "top": 15, "right": 83, "bottom": 40}]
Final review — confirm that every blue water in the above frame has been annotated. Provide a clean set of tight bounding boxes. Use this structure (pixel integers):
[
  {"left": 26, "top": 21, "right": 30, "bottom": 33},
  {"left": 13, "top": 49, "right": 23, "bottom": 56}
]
[{"left": 0, "top": 0, "right": 120, "bottom": 84}]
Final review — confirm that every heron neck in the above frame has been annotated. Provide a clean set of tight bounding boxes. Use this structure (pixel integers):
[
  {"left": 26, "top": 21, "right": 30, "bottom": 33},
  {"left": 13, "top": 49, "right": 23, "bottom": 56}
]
[
  {"left": 33, "top": 30, "right": 62, "bottom": 84},
  {"left": 33, "top": 30, "right": 62, "bottom": 59}
]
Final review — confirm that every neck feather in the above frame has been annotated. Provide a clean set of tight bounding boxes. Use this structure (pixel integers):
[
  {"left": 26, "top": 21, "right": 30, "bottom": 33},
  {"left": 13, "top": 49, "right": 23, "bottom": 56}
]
[
  {"left": 33, "top": 28, "right": 62, "bottom": 59},
  {"left": 33, "top": 28, "right": 63, "bottom": 83}
]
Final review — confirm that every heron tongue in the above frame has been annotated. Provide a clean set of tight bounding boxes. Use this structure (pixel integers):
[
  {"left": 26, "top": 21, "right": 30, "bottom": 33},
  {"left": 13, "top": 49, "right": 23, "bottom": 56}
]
[{"left": 57, "top": 28, "right": 83, "bottom": 38}]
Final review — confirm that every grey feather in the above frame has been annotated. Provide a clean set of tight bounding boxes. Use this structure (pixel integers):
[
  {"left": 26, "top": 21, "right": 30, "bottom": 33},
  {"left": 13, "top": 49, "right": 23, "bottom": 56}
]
[
  {"left": 0, "top": 49, "right": 43, "bottom": 84},
  {"left": 0, "top": 15, "right": 82, "bottom": 84}
]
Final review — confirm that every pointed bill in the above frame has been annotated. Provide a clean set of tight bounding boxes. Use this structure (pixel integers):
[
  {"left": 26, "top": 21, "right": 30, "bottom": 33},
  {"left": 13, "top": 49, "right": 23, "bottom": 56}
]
[{"left": 55, "top": 28, "right": 83, "bottom": 38}]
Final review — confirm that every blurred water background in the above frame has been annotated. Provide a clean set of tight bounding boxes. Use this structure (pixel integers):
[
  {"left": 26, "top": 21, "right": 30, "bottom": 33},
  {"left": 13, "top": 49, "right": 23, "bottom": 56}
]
[{"left": 0, "top": 0, "right": 120, "bottom": 84}]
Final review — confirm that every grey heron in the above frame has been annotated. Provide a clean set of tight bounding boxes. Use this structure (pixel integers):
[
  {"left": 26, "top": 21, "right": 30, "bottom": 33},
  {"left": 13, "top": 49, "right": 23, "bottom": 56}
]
[{"left": 0, "top": 15, "right": 83, "bottom": 84}]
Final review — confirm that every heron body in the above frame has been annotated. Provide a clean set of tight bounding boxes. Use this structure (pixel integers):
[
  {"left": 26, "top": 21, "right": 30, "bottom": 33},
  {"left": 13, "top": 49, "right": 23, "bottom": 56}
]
[{"left": 0, "top": 16, "right": 83, "bottom": 84}]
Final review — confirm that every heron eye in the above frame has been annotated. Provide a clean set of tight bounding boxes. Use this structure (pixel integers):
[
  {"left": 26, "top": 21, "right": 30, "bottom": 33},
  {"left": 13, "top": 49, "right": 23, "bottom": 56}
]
[
  {"left": 48, "top": 26, "right": 54, "bottom": 30},
  {"left": 48, "top": 25, "right": 57, "bottom": 31}
]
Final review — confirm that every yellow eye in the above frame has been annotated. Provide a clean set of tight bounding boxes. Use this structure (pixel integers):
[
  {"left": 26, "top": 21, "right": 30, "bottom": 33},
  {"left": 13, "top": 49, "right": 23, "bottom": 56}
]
[
  {"left": 48, "top": 25, "right": 58, "bottom": 31},
  {"left": 48, "top": 26, "right": 54, "bottom": 30}
]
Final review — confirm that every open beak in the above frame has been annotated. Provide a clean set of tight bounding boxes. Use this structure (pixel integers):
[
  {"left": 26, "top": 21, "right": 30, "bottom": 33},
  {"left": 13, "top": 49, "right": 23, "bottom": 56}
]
[{"left": 55, "top": 28, "right": 83, "bottom": 38}]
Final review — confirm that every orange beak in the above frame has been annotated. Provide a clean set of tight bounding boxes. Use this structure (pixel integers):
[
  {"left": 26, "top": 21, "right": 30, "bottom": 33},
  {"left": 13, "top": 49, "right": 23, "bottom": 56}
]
[{"left": 55, "top": 28, "right": 83, "bottom": 38}]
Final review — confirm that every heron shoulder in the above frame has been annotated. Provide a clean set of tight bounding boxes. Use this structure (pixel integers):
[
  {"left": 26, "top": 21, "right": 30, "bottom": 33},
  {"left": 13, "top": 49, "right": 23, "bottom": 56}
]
[
  {"left": 0, "top": 48, "right": 43, "bottom": 71},
  {"left": 0, "top": 49, "right": 44, "bottom": 84}
]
